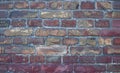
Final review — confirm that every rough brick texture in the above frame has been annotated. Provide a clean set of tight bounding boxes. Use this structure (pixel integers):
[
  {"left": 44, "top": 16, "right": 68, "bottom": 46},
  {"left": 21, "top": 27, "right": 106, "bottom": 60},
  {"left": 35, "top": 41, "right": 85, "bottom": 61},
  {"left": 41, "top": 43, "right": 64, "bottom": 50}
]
[{"left": 0, "top": 0, "right": 120, "bottom": 73}]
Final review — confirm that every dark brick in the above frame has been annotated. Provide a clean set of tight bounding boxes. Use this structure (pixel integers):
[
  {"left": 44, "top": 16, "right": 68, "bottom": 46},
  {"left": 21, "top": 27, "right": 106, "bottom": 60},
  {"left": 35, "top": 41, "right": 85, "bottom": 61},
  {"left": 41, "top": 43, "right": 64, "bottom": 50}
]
[
  {"left": 13, "top": 37, "right": 27, "bottom": 45},
  {"left": 107, "top": 65, "right": 120, "bottom": 72},
  {"left": 27, "top": 38, "right": 44, "bottom": 45},
  {"left": 0, "top": 11, "right": 8, "bottom": 18},
  {"left": 113, "top": 38, "right": 120, "bottom": 45},
  {"left": 13, "top": 55, "right": 28, "bottom": 63},
  {"left": 44, "top": 20, "right": 59, "bottom": 26},
  {"left": 0, "top": 54, "right": 12, "bottom": 63},
  {"left": 79, "top": 56, "right": 95, "bottom": 63},
  {"left": 30, "top": 2, "right": 45, "bottom": 9},
  {"left": 30, "top": 55, "right": 44, "bottom": 63},
  {"left": 28, "top": 19, "right": 42, "bottom": 27},
  {"left": 112, "top": 20, "right": 120, "bottom": 27},
  {"left": 0, "top": 2, "right": 13, "bottom": 9},
  {"left": 113, "top": 1, "right": 120, "bottom": 9},
  {"left": 96, "top": 56, "right": 112, "bottom": 63},
  {"left": 0, "top": 20, "right": 10, "bottom": 27},
  {"left": 95, "top": 20, "right": 110, "bottom": 27},
  {"left": 63, "top": 56, "right": 78, "bottom": 64}
]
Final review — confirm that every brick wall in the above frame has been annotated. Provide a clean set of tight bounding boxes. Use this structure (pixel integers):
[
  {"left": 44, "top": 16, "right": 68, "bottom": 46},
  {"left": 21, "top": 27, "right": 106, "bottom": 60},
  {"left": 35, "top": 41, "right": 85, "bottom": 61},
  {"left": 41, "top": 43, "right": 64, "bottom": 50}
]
[{"left": 0, "top": 0, "right": 120, "bottom": 73}]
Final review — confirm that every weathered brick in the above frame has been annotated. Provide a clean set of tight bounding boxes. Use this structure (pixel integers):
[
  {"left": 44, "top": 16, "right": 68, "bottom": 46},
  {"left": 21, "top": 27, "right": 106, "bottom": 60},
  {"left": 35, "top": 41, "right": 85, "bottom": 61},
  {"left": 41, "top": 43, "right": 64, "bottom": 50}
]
[
  {"left": 8, "top": 64, "right": 41, "bottom": 73},
  {"left": 36, "top": 45, "right": 67, "bottom": 56},
  {"left": 78, "top": 20, "right": 93, "bottom": 28},
  {"left": 13, "top": 37, "right": 27, "bottom": 44},
  {"left": 0, "top": 37, "right": 12, "bottom": 45},
  {"left": 63, "top": 56, "right": 78, "bottom": 64},
  {"left": 12, "top": 19, "right": 26, "bottom": 27},
  {"left": 5, "top": 46, "right": 35, "bottom": 54},
  {"left": 48, "top": 1, "right": 62, "bottom": 9},
  {"left": 10, "top": 11, "right": 37, "bottom": 18},
  {"left": 0, "top": 47, "right": 4, "bottom": 54},
  {"left": 0, "top": 20, "right": 10, "bottom": 27},
  {"left": 100, "top": 29, "right": 120, "bottom": 37},
  {"left": 46, "top": 38, "right": 61, "bottom": 46},
  {"left": 70, "top": 46, "right": 102, "bottom": 55},
  {"left": 30, "top": 2, "right": 45, "bottom": 9},
  {"left": 96, "top": 56, "right": 111, "bottom": 63},
  {"left": 63, "top": 38, "right": 78, "bottom": 45},
  {"left": 4, "top": 28, "right": 33, "bottom": 36},
  {"left": 98, "top": 37, "right": 112, "bottom": 46},
  {"left": 104, "top": 46, "right": 120, "bottom": 55},
  {"left": 68, "top": 29, "right": 99, "bottom": 36},
  {"left": 28, "top": 19, "right": 42, "bottom": 27},
  {"left": 0, "top": 11, "right": 8, "bottom": 18},
  {"left": 40, "top": 11, "right": 72, "bottom": 18},
  {"left": 46, "top": 56, "right": 61, "bottom": 63},
  {"left": 0, "top": 2, "right": 13, "bottom": 9},
  {"left": 15, "top": 1, "right": 28, "bottom": 9},
  {"left": 113, "top": 56, "right": 120, "bottom": 63},
  {"left": 74, "top": 65, "right": 106, "bottom": 73},
  {"left": 95, "top": 20, "right": 110, "bottom": 27},
  {"left": 44, "top": 20, "right": 59, "bottom": 26},
  {"left": 97, "top": 2, "right": 112, "bottom": 9},
  {"left": 80, "top": 38, "right": 96, "bottom": 46},
  {"left": 113, "top": 38, "right": 120, "bottom": 45},
  {"left": 79, "top": 38, "right": 86, "bottom": 45},
  {"left": 27, "top": 38, "right": 44, "bottom": 45},
  {"left": 0, "top": 54, "right": 12, "bottom": 63},
  {"left": 13, "top": 55, "right": 28, "bottom": 63},
  {"left": 30, "top": 55, "right": 44, "bottom": 63},
  {"left": 113, "top": 1, "right": 120, "bottom": 9},
  {"left": 105, "top": 11, "right": 120, "bottom": 18},
  {"left": 112, "top": 20, "right": 120, "bottom": 27},
  {"left": 81, "top": 1, "right": 94, "bottom": 9},
  {"left": 41, "top": 64, "right": 73, "bottom": 73},
  {"left": 107, "top": 65, "right": 120, "bottom": 72},
  {"left": 74, "top": 11, "right": 103, "bottom": 18},
  {"left": 36, "top": 28, "right": 66, "bottom": 37},
  {"left": 62, "top": 20, "right": 76, "bottom": 27},
  {"left": 63, "top": 1, "right": 79, "bottom": 9},
  {"left": 79, "top": 56, "right": 95, "bottom": 63}
]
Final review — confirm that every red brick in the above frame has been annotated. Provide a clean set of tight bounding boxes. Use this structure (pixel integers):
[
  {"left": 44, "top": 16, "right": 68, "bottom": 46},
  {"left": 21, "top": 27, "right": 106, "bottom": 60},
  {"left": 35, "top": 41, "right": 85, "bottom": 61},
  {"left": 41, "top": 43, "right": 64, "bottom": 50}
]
[
  {"left": 74, "top": 65, "right": 106, "bottom": 73},
  {"left": 12, "top": 19, "right": 26, "bottom": 27},
  {"left": 96, "top": 56, "right": 112, "bottom": 63},
  {"left": 28, "top": 19, "right": 42, "bottom": 27},
  {"left": 13, "top": 37, "right": 27, "bottom": 45},
  {"left": 79, "top": 56, "right": 95, "bottom": 63},
  {"left": 13, "top": 55, "right": 28, "bottom": 63},
  {"left": 0, "top": 64, "right": 8, "bottom": 71},
  {"left": 113, "top": 56, "right": 120, "bottom": 63},
  {"left": 41, "top": 64, "right": 73, "bottom": 73},
  {"left": 4, "top": 45, "right": 35, "bottom": 54},
  {"left": 74, "top": 11, "right": 103, "bottom": 18},
  {"left": 107, "top": 65, "right": 120, "bottom": 72},
  {"left": 0, "top": 2, "right": 13, "bottom": 9},
  {"left": 113, "top": 1, "right": 120, "bottom": 9},
  {"left": 27, "top": 38, "right": 44, "bottom": 45},
  {"left": 0, "top": 54, "right": 12, "bottom": 63},
  {"left": 46, "top": 56, "right": 61, "bottom": 63},
  {"left": 62, "top": 20, "right": 76, "bottom": 27},
  {"left": 44, "top": 20, "right": 59, "bottom": 26},
  {"left": 104, "top": 46, "right": 120, "bottom": 55},
  {"left": 0, "top": 11, "right": 8, "bottom": 18},
  {"left": 112, "top": 20, "right": 120, "bottom": 27},
  {"left": 8, "top": 64, "right": 41, "bottom": 73},
  {"left": 63, "top": 56, "right": 78, "bottom": 64},
  {"left": 48, "top": 1, "right": 62, "bottom": 9},
  {"left": 100, "top": 29, "right": 120, "bottom": 37},
  {"left": 30, "top": 55, "right": 44, "bottom": 63},
  {"left": 81, "top": 1, "right": 94, "bottom": 9},
  {"left": 63, "top": 38, "right": 78, "bottom": 45},
  {"left": 10, "top": 11, "right": 37, "bottom": 18},
  {"left": 15, "top": 1, "right": 28, "bottom": 9},
  {"left": 113, "top": 38, "right": 120, "bottom": 45},
  {"left": 30, "top": 2, "right": 45, "bottom": 9},
  {"left": 95, "top": 20, "right": 110, "bottom": 27}
]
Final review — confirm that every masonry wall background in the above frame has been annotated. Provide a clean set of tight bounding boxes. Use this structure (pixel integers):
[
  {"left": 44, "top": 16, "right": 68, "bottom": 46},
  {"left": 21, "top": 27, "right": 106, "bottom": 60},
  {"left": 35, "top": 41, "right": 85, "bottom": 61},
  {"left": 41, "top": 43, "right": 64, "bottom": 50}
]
[{"left": 0, "top": 0, "right": 120, "bottom": 73}]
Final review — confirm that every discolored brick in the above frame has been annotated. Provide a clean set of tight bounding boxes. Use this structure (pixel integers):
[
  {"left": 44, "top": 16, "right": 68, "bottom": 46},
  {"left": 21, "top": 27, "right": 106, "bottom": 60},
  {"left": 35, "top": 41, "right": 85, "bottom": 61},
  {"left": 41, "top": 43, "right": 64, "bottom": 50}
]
[
  {"left": 0, "top": 37, "right": 12, "bottom": 45},
  {"left": 0, "top": 54, "right": 12, "bottom": 63},
  {"left": 0, "top": 2, "right": 13, "bottom": 9},
  {"left": 97, "top": 2, "right": 112, "bottom": 10},
  {"left": 0, "top": 20, "right": 10, "bottom": 27},
  {"left": 0, "top": 11, "right": 8, "bottom": 18},
  {"left": 46, "top": 56, "right": 61, "bottom": 63},
  {"left": 113, "top": 38, "right": 120, "bottom": 45},
  {"left": 98, "top": 37, "right": 112, "bottom": 46},
  {"left": 30, "top": 55, "right": 44, "bottom": 63},
  {"left": 48, "top": 1, "right": 62, "bottom": 9},
  {"left": 27, "top": 38, "right": 44, "bottom": 45},
  {"left": 40, "top": 11, "right": 72, "bottom": 18},
  {"left": 78, "top": 20, "right": 93, "bottom": 28},
  {"left": 44, "top": 20, "right": 59, "bottom": 26},
  {"left": 107, "top": 65, "right": 120, "bottom": 72},
  {"left": 36, "top": 45, "right": 67, "bottom": 56},
  {"left": 63, "top": 56, "right": 78, "bottom": 64},
  {"left": 95, "top": 20, "right": 110, "bottom": 27},
  {"left": 12, "top": 19, "right": 26, "bottom": 27},
  {"left": 15, "top": 1, "right": 28, "bottom": 9},
  {"left": 62, "top": 20, "right": 76, "bottom": 27},
  {"left": 28, "top": 19, "right": 42, "bottom": 27},
  {"left": 112, "top": 20, "right": 120, "bottom": 27},
  {"left": 113, "top": 1, "right": 120, "bottom": 9},
  {"left": 63, "top": 1, "right": 79, "bottom": 10},
  {"left": 46, "top": 38, "right": 61, "bottom": 46},
  {"left": 63, "top": 38, "right": 78, "bottom": 45},
  {"left": 13, "top": 37, "right": 27, "bottom": 45},
  {"left": 13, "top": 55, "right": 28, "bottom": 63},
  {"left": 4, "top": 28, "right": 33, "bottom": 36},
  {"left": 105, "top": 11, "right": 120, "bottom": 18}
]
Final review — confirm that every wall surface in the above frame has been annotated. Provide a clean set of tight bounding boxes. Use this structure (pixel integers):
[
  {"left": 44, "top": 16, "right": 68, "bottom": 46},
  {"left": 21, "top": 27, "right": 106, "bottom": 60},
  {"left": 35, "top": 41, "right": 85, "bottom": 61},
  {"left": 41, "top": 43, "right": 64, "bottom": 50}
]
[{"left": 0, "top": 0, "right": 120, "bottom": 73}]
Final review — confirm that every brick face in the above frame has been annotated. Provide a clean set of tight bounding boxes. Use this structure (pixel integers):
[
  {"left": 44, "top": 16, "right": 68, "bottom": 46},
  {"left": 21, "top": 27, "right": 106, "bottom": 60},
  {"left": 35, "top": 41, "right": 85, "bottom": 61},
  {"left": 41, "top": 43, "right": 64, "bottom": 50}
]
[{"left": 0, "top": 0, "right": 120, "bottom": 73}]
